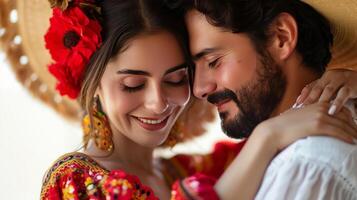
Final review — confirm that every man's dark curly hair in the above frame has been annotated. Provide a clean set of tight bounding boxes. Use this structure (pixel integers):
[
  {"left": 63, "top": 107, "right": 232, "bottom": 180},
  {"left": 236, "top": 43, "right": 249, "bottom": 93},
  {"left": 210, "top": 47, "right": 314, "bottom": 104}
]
[{"left": 169, "top": 0, "right": 334, "bottom": 74}]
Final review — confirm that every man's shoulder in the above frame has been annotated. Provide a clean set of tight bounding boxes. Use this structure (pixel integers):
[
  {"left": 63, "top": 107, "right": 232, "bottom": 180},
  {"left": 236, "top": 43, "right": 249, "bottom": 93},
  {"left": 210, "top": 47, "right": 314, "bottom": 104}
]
[
  {"left": 277, "top": 136, "right": 356, "bottom": 166},
  {"left": 272, "top": 136, "right": 357, "bottom": 183},
  {"left": 257, "top": 137, "right": 357, "bottom": 199}
]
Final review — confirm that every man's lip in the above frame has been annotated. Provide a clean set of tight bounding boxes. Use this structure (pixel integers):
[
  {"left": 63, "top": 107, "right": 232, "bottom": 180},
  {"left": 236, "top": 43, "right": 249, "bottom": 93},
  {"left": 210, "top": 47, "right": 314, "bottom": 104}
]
[{"left": 215, "top": 99, "right": 231, "bottom": 107}]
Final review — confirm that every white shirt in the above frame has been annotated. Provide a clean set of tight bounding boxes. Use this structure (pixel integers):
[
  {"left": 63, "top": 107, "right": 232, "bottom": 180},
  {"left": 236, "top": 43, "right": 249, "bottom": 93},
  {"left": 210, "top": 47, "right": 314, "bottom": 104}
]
[
  {"left": 255, "top": 136, "right": 357, "bottom": 200},
  {"left": 255, "top": 102, "right": 357, "bottom": 200}
]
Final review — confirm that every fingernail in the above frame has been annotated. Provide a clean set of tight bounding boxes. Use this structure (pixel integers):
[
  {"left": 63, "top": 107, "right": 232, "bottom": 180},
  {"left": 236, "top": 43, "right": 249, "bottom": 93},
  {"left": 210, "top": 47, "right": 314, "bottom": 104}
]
[
  {"left": 296, "top": 95, "right": 302, "bottom": 104},
  {"left": 296, "top": 103, "right": 304, "bottom": 108},
  {"left": 328, "top": 104, "right": 337, "bottom": 115},
  {"left": 292, "top": 102, "right": 298, "bottom": 108}
]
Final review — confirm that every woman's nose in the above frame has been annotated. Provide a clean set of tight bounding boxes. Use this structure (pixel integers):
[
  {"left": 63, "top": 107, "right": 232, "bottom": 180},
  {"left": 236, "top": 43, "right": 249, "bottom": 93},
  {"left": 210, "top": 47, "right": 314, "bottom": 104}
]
[{"left": 145, "top": 85, "right": 169, "bottom": 114}]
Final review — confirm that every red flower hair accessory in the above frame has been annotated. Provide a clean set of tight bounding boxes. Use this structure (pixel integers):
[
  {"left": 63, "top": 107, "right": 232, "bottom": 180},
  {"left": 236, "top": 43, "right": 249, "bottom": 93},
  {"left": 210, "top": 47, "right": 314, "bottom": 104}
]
[{"left": 45, "top": 2, "right": 102, "bottom": 99}]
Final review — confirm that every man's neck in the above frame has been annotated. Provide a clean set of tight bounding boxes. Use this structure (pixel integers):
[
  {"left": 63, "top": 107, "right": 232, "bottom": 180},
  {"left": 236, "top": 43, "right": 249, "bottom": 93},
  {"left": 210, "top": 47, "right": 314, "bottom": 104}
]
[{"left": 271, "top": 58, "right": 322, "bottom": 116}]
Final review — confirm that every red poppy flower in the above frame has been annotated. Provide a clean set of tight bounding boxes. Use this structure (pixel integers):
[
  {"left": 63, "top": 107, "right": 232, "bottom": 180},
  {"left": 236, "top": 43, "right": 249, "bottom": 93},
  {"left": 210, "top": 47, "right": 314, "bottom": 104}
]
[
  {"left": 44, "top": 6, "right": 102, "bottom": 99},
  {"left": 48, "top": 62, "right": 82, "bottom": 99},
  {"left": 45, "top": 7, "right": 101, "bottom": 61}
]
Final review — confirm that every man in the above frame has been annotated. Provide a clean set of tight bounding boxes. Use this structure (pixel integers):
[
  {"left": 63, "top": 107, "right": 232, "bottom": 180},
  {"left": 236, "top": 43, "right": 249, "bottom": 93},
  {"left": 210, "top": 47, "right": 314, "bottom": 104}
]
[{"left": 177, "top": 0, "right": 357, "bottom": 199}]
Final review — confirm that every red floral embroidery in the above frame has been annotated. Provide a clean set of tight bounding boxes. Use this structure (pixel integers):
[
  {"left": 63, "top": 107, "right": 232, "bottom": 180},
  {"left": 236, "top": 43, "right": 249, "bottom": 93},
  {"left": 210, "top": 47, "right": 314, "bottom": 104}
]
[
  {"left": 101, "top": 170, "right": 134, "bottom": 200},
  {"left": 46, "top": 187, "right": 61, "bottom": 200},
  {"left": 43, "top": 167, "right": 159, "bottom": 199},
  {"left": 45, "top": 7, "right": 102, "bottom": 98},
  {"left": 102, "top": 170, "right": 158, "bottom": 200}
]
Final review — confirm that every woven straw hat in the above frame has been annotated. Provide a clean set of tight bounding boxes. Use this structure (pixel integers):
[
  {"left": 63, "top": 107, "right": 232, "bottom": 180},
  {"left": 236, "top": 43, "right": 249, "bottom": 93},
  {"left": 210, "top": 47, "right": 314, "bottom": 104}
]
[
  {"left": 0, "top": 0, "right": 80, "bottom": 120},
  {"left": 303, "top": 0, "right": 357, "bottom": 70},
  {"left": 0, "top": 0, "right": 356, "bottom": 122}
]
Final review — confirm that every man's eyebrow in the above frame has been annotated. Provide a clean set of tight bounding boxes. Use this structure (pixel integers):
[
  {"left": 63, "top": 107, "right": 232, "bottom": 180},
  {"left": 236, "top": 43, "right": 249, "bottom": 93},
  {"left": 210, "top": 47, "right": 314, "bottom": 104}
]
[
  {"left": 116, "top": 69, "right": 151, "bottom": 76},
  {"left": 193, "top": 48, "right": 219, "bottom": 61},
  {"left": 165, "top": 63, "right": 187, "bottom": 75}
]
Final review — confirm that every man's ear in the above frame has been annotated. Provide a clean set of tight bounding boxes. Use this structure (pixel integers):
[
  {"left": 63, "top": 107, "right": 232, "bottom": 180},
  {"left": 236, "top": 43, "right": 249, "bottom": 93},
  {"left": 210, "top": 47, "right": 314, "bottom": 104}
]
[{"left": 268, "top": 13, "right": 298, "bottom": 61}]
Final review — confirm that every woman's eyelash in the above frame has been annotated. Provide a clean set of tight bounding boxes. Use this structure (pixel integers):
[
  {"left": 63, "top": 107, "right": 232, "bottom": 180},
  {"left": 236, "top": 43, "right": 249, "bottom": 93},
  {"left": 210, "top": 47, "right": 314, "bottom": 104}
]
[
  {"left": 121, "top": 84, "right": 145, "bottom": 93},
  {"left": 121, "top": 75, "right": 188, "bottom": 92}
]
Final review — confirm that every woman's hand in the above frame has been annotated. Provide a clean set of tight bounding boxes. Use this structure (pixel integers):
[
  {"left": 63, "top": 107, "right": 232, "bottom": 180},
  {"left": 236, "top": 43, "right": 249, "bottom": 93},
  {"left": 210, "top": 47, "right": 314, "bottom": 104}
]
[
  {"left": 295, "top": 69, "right": 357, "bottom": 115},
  {"left": 258, "top": 102, "right": 357, "bottom": 152}
]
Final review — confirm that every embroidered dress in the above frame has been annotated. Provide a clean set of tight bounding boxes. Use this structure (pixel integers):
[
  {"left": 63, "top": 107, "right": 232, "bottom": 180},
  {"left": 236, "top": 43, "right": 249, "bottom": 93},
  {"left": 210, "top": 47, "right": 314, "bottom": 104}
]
[{"left": 40, "top": 140, "right": 246, "bottom": 200}]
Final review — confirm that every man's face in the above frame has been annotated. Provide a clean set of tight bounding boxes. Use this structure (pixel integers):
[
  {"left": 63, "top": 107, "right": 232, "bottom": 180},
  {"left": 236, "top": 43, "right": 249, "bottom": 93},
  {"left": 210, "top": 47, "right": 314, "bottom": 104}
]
[{"left": 186, "top": 10, "right": 286, "bottom": 138}]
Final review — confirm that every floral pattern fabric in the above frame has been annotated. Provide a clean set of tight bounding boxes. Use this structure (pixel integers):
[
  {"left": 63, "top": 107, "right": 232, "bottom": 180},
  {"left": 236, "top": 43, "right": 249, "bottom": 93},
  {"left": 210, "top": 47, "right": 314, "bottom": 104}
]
[{"left": 41, "top": 140, "right": 246, "bottom": 200}]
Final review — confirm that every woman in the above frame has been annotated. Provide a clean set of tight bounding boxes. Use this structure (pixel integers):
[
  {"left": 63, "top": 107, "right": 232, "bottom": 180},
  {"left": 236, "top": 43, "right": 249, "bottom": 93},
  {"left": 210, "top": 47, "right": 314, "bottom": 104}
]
[{"left": 41, "top": 0, "right": 357, "bottom": 199}]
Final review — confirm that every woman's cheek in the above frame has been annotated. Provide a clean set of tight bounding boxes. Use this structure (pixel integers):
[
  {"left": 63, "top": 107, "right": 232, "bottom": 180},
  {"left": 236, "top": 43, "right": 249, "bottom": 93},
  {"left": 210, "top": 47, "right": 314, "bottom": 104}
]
[
  {"left": 106, "top": 90, "right": 140, "bottom": 117},
  {"left": 169, "top": 85, "right": 191, "bottom": 106},
  {"left": 120, "top": 92, "right": 143, "bottom": 109}
]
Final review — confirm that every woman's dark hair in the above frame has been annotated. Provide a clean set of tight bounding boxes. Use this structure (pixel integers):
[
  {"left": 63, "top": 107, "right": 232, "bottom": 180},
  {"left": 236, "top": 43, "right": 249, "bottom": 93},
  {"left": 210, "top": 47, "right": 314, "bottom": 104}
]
[
  {"left": 79, "top": 0, "right": 191, "bottom": 148},
  {"left": 174, "top": 0, "right": 333, "bottom": 74}
]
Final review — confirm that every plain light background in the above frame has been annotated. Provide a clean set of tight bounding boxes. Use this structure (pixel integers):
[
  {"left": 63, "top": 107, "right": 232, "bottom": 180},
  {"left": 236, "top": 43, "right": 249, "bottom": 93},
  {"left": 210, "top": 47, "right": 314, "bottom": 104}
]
[{"left": 0, "top": 51, "right": 230, "bottom": 199}]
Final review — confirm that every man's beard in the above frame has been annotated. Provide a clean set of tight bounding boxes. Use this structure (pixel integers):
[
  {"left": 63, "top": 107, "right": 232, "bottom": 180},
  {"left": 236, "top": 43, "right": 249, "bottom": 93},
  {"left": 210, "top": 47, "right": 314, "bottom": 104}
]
[{"left": 207, "top": 52, "right": 286, "bottom": 139}]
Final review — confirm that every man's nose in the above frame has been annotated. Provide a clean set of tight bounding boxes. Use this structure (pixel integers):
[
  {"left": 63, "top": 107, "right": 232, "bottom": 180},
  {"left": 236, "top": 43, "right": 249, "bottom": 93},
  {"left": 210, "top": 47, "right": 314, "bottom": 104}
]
[{"left": 193, "top": 65, "right": 217, "bottom": 99}]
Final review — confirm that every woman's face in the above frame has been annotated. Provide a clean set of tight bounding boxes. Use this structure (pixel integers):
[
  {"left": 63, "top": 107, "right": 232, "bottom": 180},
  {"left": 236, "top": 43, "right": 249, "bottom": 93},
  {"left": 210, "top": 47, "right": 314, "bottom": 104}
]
[{"left": 97, "top": 31, "right": 190, "bottom": 148}]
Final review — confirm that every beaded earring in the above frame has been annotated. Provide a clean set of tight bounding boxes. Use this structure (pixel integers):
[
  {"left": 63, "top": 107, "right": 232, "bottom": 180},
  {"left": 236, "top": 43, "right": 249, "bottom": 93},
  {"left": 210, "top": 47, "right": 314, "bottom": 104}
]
[
  {"left": 163, "top": 121, "right": 184, "bottom": 148},
  {"left": 82, "top": 96, "right": 113, "bottom": 152}
]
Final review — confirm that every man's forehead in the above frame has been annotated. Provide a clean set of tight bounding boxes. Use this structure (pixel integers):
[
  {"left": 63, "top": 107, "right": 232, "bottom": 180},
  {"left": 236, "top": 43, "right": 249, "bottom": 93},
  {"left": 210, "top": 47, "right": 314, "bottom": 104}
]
[
  {"left": 185, "top": 10, "right": 223, "bottom": 56},
  {"left": 185, "top": 10, "right": 250, "bottom": 59}
]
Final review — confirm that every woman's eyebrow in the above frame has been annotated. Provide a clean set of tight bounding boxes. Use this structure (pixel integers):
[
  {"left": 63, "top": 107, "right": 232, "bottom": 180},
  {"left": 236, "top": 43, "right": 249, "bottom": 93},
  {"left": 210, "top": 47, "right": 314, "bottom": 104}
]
[
  {"left": 117, "top": 69, "right": 151, "bottom": 76},
  {"left": 116, "top": 63, "right": 187, "bottom": 76}
]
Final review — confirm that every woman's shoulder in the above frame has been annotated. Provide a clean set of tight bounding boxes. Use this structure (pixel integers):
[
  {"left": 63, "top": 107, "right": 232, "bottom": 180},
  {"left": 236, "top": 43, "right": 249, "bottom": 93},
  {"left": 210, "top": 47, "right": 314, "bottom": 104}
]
[
  {"left": 41, "top": 152, "right": 158, "bottom": 200},
  {"left": 42, "top": 152, "right": 108, "bottom": 185},
  {"left": 40, "top": 152, "right": 109, "bottom": 199}
]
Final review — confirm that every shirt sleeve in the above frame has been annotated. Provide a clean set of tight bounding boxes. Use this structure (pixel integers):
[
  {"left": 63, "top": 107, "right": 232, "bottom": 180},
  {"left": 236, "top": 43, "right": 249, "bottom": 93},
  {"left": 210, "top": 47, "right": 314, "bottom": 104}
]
[{"left": 255, "top": 139, "right": 357, "bottom": 200}]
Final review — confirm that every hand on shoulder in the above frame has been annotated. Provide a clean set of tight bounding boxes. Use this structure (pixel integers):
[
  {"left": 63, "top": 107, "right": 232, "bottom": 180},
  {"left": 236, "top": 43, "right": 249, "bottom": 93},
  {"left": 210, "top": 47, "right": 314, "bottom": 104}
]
[{"left": 253, "top": 102, "right": 357, "bottom": 153}]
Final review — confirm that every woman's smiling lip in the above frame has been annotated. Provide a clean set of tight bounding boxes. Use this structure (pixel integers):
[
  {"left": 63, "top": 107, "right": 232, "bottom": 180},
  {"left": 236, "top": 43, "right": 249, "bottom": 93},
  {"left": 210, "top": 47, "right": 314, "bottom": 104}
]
[
  {"left": 133, "top": 115, "right": 170, "bottom": 131},
  {"left": 135, "top": 116, "right": 167, "bottom": 120}
]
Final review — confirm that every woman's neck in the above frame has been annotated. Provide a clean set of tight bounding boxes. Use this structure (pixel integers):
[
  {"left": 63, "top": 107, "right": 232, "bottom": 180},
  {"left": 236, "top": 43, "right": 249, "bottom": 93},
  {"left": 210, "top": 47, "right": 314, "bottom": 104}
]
[
  {"left": 82, "top": 130, "right": 171, "bottom": 199},
  {"left": 83, "top": 129, "right": 156, "bottom": 174}
]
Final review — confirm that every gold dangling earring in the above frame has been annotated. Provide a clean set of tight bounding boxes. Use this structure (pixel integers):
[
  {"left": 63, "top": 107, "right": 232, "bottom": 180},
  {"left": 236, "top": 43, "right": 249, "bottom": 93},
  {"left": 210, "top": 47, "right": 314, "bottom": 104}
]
[
  {"left": 82, "top": 96, "right": 113, "bottom": 152},
  {"left": 163, "top": 121, "right": 184, "bottom": 148}
]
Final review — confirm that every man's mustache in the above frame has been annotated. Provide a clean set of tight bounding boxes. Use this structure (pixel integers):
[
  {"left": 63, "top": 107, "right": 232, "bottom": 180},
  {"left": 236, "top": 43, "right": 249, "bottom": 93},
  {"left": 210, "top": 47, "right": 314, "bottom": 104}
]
[{"left": 207, "top": 89, "right": 237, "bottom": 105}]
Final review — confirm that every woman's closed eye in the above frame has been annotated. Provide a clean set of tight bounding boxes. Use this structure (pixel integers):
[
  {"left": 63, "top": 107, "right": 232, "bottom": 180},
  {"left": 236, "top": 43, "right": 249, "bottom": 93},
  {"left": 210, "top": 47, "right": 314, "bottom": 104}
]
[{"left": 121, "top": 78, "right": 146, "bottom": 93}]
